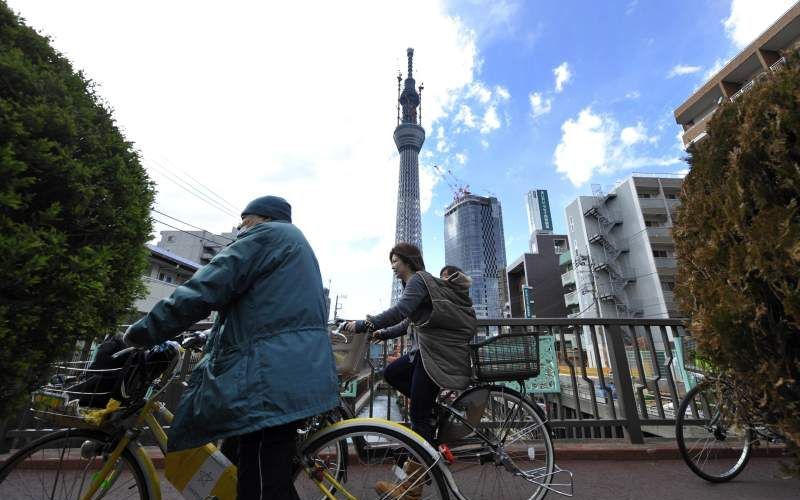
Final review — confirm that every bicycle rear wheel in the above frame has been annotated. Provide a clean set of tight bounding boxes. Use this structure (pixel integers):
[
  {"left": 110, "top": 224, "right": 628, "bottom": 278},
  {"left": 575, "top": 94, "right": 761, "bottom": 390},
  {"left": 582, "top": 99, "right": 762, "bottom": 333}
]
[
  {"left": 294, "top": 418, "right": 450, "bottom": 500},
  {"left": 0, "top": 428, "right": 150, "bottom": 499},
  {"left": 675, "top": 380, "right": 752, "bottom": 482},
  {"left": 445, "top": 386, "right": 555, "bottom": 500}
]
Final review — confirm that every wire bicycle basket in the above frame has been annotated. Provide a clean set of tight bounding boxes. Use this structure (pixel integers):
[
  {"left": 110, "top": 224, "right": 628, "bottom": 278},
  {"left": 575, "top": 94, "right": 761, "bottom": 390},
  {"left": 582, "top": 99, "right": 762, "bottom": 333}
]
[
  {"left": 330, "top": 328, "right": 370, "bottom": 379},
  {"left": 470, "top": 332, "right": 540, "bottom": 382}
]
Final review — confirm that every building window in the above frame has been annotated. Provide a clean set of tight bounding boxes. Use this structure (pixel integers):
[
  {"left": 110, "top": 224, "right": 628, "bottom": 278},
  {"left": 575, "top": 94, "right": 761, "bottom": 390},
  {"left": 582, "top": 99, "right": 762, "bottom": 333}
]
[
  {"left": 662, "top": 281, "right": 676, "bottom": 291},
  {"left": 653, "top": 250, "right": 668, "bottom": 258},
  {"left": 167, "top": 236, "right": 174, "bottom": 242},
  {"left": 568, "top": 216, "right": 575, "bottom": 233},
  {"left": 665, "top": 193, "right": 678, "bottom": 199}
]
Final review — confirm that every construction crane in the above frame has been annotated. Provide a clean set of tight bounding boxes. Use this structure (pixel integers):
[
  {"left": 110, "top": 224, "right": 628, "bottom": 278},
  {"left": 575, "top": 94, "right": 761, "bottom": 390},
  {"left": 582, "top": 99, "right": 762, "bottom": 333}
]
[
  {"left": 433, "top": 164, "right": 499, "bottom": 202},
  {"left": 433, "top": 165, "right": 471, "bottom": 202}
]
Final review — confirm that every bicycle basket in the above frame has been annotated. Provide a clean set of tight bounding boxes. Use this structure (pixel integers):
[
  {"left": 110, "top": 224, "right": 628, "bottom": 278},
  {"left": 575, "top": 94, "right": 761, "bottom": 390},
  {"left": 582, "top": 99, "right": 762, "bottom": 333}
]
[
  {"left": 331, "top": 330, "right": 369, "bottom": 378},
  {"left": 470, "top": 333, "right": 540, "bottom": 382}
]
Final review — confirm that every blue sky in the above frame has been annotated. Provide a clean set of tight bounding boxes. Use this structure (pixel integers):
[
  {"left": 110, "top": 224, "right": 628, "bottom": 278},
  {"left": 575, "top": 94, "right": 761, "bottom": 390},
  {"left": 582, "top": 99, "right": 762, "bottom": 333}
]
[
  {"left": 8, "top": 0, "right": 795, "bottom": 317},
  {"left": 422, "top": 0, "right": 793, "bottom": 269}
]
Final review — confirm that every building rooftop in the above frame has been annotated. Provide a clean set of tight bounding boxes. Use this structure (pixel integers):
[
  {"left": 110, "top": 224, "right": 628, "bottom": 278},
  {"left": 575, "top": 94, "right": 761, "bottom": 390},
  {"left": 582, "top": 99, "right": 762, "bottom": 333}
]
[
  {"left": 674, "top": 2, "right": 800, "bottom": 146},
  {"left": 146, "top": 244, "right": 202, "bottom": 271}
]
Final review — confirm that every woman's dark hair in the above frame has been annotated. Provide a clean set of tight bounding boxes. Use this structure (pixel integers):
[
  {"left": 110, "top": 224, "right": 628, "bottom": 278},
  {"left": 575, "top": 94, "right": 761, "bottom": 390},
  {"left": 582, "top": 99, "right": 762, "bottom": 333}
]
[
  {"left": 389, "top": 243, "right": 425, "bottom": 272},
  {"left": 439, "top": 265, "right": 463, "bottom": 278}
]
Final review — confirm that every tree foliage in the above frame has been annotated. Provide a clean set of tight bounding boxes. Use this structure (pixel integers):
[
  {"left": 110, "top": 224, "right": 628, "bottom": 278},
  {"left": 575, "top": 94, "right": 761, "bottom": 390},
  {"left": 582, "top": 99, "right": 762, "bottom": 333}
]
[
  {"left": 0, "top": 2, "right": 154, "bottom": 415},
  {"left": 674, "top": 51, "right": 800, "bottom": 472}
]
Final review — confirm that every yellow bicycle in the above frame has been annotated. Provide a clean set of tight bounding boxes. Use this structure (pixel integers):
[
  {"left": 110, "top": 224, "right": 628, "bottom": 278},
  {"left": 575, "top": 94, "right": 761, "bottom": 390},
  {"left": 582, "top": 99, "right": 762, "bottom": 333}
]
[{"left": 0, "top": 339, "right": 451, "bottom": 499}]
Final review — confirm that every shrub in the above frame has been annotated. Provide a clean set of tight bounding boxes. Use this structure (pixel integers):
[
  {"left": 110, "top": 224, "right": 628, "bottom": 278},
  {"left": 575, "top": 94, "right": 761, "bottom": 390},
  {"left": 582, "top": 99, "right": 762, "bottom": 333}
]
[
  {"left": 674, "top": 51, "right": 800, "bottom": 473},
  {"left": 0, "top": 2, "right": 154, "bottom": 415}
]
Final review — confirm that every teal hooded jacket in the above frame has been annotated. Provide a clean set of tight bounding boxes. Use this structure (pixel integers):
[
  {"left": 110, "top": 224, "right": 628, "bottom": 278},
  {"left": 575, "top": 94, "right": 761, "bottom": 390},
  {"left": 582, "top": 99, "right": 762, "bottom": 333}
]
[{"left": 127, "top": 221, "right": 339, "bottom": 451}]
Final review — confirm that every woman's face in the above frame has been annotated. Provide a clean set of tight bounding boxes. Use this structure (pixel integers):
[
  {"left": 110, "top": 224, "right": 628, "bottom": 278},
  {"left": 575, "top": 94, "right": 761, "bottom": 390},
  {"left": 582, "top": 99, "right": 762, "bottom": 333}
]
[{"left": 391, "top": 254, "right": 413, "bottom": 282}]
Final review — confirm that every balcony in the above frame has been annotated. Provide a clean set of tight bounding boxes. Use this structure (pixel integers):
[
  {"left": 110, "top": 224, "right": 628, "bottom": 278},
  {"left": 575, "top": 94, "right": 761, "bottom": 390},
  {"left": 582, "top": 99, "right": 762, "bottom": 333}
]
[
  {"left": 654, "top": 257, "right": 677, "bottom": 270},
  {"left": 561, "top": 270, "right": 576, "bottom": 287},
  {"left": 564, "top": 290, "right": 580, "bottom": 307},
  {"left": 646, "top": 226, "right": 673, "bottom": 243},
  {"left": 681, "top": 108, "right": 716, "bottom": 146}
]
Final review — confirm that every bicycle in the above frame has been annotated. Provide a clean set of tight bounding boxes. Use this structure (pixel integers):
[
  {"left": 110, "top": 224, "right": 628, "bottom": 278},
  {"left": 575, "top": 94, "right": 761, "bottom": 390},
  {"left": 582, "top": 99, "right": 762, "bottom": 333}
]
[
  {"left": 675, "top": 373, "right": 789, "bottom": 482},
  {"left": 328, "top": 321, "right": 574, "bottom": 499},
  {"left": 0, "top": 335, "right": 449, "bottom": 499}
]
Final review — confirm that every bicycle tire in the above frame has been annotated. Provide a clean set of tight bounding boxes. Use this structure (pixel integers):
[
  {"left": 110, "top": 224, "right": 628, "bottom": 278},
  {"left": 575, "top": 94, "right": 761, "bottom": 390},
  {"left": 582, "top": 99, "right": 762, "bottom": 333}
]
[
  {"left": 675, "top": 380, "right": 753, "bottom": 482},
  {"left": 0, "top": 428, "right": 150, "bottom": 499},
  {"left": 447, "top": 385, "right": 555, "bottom": 500},
  {"left": 295, "top": 418, "right": 451, "bottom": 500}
]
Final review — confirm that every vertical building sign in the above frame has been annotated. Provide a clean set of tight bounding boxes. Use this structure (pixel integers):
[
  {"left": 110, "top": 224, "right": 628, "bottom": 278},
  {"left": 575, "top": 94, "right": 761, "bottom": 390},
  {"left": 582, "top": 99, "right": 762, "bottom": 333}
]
[
  {"left": 537, "top": 189, "right": 553, "bottom": 232},
  {"left": 522, "top": 285, "right": 535, "bottom": 318}
]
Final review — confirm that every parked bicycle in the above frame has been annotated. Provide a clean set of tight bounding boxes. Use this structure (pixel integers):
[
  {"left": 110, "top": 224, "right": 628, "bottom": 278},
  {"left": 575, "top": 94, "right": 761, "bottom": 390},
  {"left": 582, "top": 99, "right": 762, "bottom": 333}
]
[{"left": 675, "top": 373, "right": 789, "bottom": 482}]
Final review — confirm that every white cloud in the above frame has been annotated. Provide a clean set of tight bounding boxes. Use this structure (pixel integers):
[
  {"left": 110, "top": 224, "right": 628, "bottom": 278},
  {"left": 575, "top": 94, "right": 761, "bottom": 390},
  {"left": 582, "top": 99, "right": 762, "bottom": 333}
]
[
  {"left": 8, "top": 0, "right": 481, "bottom": 318},
  {"left": 625, "top": 90, "right": 641, "bottom": 100},
  {"left": 467, "top": 82, "right": 493, "bottom": 103},
  {"left": 667, "top": 64, "right": 702, "bottom": 78},
  {"left": 554, "top": 109, "right": 679, "bottom": 187},
  {"left": 480, "top": 105, "right": 501, "bottom": 134},
  {"left": 620, "top": 123, "right": 648, "bottom": 146},
  {"left": 454, "top": 104, "right": 477, "bottom": 128},
  {"left": 454, "top": 152, "right": 467, "bottom": 165},
  {"left": 723, "top": 0, "right": 795, "bottom": 49},
  {"left": 554, "top": 109, "right": 612, "bottom": 186},
  {"left": 553, "top": 62, "right": 572, "bottom": 92},
  {"left": 495, "top": 85, "right": 510, "bottom": 100},
  {"left": 529, "top": 91, "right": 552, "bottom": 118},
  {"left": 480, "top": 139, "right": 490, "bottom": 149}
]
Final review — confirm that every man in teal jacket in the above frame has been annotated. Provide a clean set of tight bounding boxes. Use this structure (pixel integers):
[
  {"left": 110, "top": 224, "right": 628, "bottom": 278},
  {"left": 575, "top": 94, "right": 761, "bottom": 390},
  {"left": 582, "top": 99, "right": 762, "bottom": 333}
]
[{"left": 125, "top": 195, "right": 338, "bottom": 500}]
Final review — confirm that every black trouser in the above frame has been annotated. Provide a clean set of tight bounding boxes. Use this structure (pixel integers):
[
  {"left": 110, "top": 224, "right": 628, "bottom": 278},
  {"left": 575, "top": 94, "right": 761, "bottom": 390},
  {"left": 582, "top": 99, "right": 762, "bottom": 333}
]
[
  {"left": 237, "top": 421, "right": 300, "bottom": 500},
  {"left": 383, "top": 352, "right": 440, "bottom": 444}
]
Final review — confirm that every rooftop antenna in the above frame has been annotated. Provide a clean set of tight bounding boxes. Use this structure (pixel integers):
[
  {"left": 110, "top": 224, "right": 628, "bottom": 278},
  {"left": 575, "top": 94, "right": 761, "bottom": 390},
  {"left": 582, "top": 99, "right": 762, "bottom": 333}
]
[
  {"left": 418, "top": 82, "right": 424, "bottom": 125},
  {"left": 396, "top": 72, "right": 402, "bottom": 126}
]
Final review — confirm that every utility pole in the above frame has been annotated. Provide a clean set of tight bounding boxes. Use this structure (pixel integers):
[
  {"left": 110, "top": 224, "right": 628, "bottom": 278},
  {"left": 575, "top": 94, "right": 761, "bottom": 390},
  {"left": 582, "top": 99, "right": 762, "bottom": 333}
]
[{"left": 332, "top": 294, "right": 347, "bottom": 321}]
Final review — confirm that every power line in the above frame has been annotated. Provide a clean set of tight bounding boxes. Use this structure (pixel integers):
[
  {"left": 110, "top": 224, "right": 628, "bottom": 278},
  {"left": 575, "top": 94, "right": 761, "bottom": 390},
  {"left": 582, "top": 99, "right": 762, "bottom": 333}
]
[
  {"left": 146, "top": 160, "right": 237, "bottom": 218},
  {"left": 150, "top": 154, "right": 239, "bottom": 212},
  {"left": 151, "top": 209, "right": 234, "bottom": 242}
]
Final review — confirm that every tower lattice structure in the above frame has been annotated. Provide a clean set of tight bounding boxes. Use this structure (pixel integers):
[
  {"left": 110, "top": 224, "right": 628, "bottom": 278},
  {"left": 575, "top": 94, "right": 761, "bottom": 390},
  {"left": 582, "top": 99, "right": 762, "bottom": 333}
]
[{"left": 391, "top": 48, "right": 426, "bottom": 304}]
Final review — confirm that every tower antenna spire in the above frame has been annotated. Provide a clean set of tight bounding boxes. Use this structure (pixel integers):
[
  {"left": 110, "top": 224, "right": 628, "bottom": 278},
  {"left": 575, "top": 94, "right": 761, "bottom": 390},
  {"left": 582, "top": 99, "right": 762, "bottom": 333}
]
[{"left": 407, "top": 47, "right": 414, "bottom": 80}]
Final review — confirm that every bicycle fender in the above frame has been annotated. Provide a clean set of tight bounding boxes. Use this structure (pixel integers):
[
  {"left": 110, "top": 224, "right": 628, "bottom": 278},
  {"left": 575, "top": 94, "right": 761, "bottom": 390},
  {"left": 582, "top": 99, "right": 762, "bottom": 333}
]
[{"left": 129, "top": 442, "right": 162, "bottom": 500}]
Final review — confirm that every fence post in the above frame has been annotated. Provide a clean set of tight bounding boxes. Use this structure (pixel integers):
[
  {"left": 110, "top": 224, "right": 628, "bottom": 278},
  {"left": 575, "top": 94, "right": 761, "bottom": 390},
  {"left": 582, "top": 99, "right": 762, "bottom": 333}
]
[{"left": 605, "top": 323, "right": 645, "bottom": 444}]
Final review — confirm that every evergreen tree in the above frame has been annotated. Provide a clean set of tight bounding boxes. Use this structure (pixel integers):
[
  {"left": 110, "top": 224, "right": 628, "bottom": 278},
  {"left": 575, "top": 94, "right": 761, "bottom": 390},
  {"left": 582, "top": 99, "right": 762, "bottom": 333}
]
[
  {"left": 0, "top": 2, "right": 154, "bottom": 414},
  {"left": 675, "top": 51, "right": 800, "bottom": 473}
]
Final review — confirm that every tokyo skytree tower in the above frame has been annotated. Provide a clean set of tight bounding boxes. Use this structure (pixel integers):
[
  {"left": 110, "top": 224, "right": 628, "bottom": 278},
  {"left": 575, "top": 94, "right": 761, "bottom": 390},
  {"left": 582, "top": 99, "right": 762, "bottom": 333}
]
[{"left": 391, "top": 48, "right": 426, "bottom": 304}]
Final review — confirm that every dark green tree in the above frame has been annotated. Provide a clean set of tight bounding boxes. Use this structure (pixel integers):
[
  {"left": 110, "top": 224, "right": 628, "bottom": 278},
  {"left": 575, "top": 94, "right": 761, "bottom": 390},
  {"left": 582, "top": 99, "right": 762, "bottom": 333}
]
[
  {"left": 0, "top": 2, "right": 154, "bottom": 415},
  {"left": 675, "top": 52, "right": 800, "bottom": 472}
]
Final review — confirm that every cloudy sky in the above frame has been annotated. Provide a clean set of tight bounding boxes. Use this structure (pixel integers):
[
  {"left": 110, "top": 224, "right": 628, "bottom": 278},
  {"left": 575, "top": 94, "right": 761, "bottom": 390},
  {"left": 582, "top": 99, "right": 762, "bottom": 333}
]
[{"left": 8, "top": 0, "right": 796, "bottom": 318}]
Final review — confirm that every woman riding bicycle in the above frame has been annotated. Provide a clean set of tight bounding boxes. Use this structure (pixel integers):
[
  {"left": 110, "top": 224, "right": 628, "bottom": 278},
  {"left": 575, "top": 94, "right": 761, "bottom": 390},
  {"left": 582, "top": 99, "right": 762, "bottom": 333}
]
[{"left": 345, "top": 243, "right": 476, "bottom": 444}]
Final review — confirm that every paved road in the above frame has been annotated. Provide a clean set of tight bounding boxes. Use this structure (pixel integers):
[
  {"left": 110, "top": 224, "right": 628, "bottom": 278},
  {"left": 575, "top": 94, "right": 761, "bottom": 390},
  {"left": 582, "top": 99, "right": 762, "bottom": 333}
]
[{"left": 156, "top": 457, "right": 798, "bottom": 499}]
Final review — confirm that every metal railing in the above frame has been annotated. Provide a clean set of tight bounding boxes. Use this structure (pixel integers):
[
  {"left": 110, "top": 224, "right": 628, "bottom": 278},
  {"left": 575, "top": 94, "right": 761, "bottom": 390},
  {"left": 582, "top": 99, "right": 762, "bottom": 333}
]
[{"left": 1, "top": 318, "right": 692, "bottom": 450}]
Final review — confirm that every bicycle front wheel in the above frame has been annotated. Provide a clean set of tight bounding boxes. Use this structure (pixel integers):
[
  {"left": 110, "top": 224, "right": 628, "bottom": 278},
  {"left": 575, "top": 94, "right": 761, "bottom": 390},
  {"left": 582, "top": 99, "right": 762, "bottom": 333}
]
[
  {"left": 446, "top": 386, "right": 555, "bottom": 500},
  {"left": 676, "top": 380, "right": 752, "bottom": 482},
  {"left": 0, "top": 428, "right": 150, "bottom": 499},
  {"left": 294, "top": 418, "right": 450, "bottom": 500}
]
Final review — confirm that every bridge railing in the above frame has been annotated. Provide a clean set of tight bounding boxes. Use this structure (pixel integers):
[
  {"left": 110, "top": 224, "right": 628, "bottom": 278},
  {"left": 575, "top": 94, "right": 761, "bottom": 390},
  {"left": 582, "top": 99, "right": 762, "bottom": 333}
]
[
  {"left": 358, "top": 317, "right": 691, "bottom": 444},
  {"left": 1, "top": 317, "right": 692, "bottom": 452}
]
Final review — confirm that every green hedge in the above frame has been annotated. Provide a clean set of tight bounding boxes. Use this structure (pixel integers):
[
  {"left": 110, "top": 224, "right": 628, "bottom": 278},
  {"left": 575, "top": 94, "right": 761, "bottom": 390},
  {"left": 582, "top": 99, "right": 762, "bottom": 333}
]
[
  {"left": 675, "top": 52, "right": 800, "bottom": 473},
  {"left": 0, "top": 2, "right": 154, "bottom": 415}
]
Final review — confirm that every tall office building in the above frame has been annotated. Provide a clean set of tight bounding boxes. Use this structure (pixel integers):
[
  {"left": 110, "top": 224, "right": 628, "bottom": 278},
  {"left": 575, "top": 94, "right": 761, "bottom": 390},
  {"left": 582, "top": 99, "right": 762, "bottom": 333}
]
[
  {"left": 674, "top": 3, "right": 800, "bottom": 146},
  {"left": 391, "top": 48, "right": 426, "bottom": 303},
  {"left": 444, "top": 194, "right": 507, "bottom": 319}
]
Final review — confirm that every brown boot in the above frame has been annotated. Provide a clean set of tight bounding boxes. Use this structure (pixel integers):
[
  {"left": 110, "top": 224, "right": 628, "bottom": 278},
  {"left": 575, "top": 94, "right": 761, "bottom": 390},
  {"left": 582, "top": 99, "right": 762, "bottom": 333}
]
[{"left": 374, "top": 459, "right": 425, "bottom": 499}]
